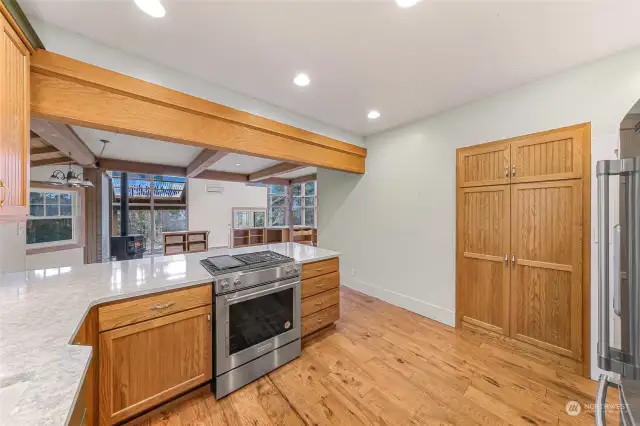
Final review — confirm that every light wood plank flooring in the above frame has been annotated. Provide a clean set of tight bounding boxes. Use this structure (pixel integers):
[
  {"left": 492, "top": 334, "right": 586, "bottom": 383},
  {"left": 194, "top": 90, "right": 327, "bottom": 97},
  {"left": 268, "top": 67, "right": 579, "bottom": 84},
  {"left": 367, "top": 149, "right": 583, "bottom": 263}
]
[{"left": 130, "top": 287, "right": 619, "bottom": 425}]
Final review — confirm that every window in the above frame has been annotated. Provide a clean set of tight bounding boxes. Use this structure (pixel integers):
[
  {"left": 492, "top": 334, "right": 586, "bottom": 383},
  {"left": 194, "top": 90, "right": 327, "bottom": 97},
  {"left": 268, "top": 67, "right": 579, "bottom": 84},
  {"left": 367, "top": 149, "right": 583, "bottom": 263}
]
[
  {"left": 268, "top": 185, "right": 288, "bottom": 226},
  {"left": 293, "top": 181, "right": 316, "bottom": 227},
  {"left": 233, "top": 208, "right": 266, "bottom": 228},
  {"left": 267, "top": 182, "right": 317, "bottom": 228},
  {"left": 27, "top": 189, "right": 80, "bottom": 246}
]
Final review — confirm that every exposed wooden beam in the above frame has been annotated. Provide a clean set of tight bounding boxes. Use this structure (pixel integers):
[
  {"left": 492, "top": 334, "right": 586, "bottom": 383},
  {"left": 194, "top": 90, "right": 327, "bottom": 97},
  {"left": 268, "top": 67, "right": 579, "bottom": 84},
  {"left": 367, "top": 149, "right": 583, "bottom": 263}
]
[
  {"left": 257, "top": 177, "right": 291, "bottom": 186},
  {"left": 30, "top": 146, "right": 60, "bottom": 155},
  {"left": 30, "top": 118, "right": 96, "bottom": 167},
  {"left": 290, "top": 174, "right": 317, "bottom": 184},
  {"left": 30, "top": 50, "right": 366, "bottom": 173},
  {"left": 186, "top": 149, "right": 227, "bottom": 178},
  {"left": 97, "top": 158, "right": 186, "bottom": 177},
  {"left": 249, "top": 163, "right": 306, "bottom": 182},
  {"left": 192, "top": 170, "right": 248, "bottom": 183},
  {"left": 31, "top": 156, "right": 72, "bottom": 168}
]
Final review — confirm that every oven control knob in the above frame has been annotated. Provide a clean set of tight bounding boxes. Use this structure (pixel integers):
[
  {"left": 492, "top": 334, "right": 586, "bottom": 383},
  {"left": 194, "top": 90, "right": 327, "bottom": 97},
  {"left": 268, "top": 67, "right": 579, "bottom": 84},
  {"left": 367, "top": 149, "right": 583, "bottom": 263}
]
[
  {"left": 220, "top": 280, "right": 230, "bottom": 290},
  {"left": 285, "top": 266, "right": 293, "bottom": 274},
  {"left": 233, "top": 277, "right": 242, "bottom": 287}
]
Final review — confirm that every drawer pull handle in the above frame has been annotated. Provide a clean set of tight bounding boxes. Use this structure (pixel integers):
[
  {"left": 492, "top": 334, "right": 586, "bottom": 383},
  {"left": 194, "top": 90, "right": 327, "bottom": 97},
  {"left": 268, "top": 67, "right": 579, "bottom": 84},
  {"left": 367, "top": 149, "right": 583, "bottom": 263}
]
[
  {"left": 149, "top": 301, "right": 176, "bottom": 310},
  {"left": 315, "top": 281, "right": 326, "bottom": 288},
  {"left": 314, "top": 301, "right": 324, "bottom": 306},
  {"left": 315, "top": 267, "right": 324, "bottom": 272},
  {"left": 315, "top": 318, "right": 325, "bottom": 324}
]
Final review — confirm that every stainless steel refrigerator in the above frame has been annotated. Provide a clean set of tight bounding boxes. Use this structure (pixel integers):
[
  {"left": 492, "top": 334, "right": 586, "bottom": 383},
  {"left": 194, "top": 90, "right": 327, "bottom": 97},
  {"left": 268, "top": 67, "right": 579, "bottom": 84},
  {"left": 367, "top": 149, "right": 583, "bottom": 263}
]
[{"left": 596, "top": 156, "right": 640, "bottom": 425}]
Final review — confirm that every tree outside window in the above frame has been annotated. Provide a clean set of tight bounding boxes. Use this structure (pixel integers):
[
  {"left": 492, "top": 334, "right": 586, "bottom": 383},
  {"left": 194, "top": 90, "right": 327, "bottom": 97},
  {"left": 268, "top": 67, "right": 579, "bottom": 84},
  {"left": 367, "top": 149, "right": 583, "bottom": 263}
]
[{"left": 267, "top": 182, "right": 316, "bottom": 227}]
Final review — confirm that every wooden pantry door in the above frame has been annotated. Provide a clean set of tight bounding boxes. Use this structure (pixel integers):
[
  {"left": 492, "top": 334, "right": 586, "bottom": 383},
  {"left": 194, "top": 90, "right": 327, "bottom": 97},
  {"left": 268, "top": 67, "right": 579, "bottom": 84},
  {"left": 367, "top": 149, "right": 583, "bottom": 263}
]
[
  {"left": 510, "top": 180, "right": 583, "bottom": 360},
  {"left": 457, "top": 142, "right": 510, "bottom": 187},
  {"left": 458, "top": 185, "right": 510, "bottom": 335}
]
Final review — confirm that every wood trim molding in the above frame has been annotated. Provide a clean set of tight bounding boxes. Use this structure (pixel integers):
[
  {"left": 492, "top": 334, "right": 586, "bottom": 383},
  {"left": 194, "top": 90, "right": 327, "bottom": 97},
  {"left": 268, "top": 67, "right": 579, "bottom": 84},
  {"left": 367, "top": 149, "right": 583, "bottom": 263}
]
[
  {"left": 30, "top": 50, "right": 366, "bottom": 173},
  {"left": 31, "top": 118, "right": 96, "bottom": 167},
  {"left": 186, "top": 149, "right": 226, "bottom": 178},
  {"left": 249, "top": 162, "right": 306, "bottom": 182},
  {"left": 31, "top": 146, "right": 59, "bottom": 155},
  {"left": 26, "top": 242, "right": 84, "bottom": 255},
  {"left": 31, "top": 156, "right": 72, "bottom": 168},
  {"left": 290, "top": 174, "right": 317, "bottom": 184}
]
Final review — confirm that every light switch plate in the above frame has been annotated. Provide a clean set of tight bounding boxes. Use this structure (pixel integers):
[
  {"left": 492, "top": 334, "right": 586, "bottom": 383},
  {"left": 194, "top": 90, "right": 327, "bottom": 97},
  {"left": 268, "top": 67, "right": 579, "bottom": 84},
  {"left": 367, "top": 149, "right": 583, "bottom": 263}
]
[{"left": 17, "top": 222, "right": 25, "bottom": 236}]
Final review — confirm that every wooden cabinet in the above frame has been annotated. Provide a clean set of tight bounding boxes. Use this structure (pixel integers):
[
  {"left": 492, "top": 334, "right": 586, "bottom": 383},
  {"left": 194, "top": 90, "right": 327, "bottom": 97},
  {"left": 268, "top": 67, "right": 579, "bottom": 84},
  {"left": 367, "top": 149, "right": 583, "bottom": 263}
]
[
  {"left": 301, "top": 258, "right": 340, "bottom": 338},
  {"left": 99, "top": 305, "right": 212, "bottom": 425},
  {"left": 510, "top": 126, "right": 585, "bottom": 183},
  {"left": 510, "top": 181, "right": 582, "bottom": 359},
  {"left": 162, "top": 231, "right": 209, "bottom": 255},
  {"left": 456, "top": 123, "right": 589, "bottom": 366},
  {"left": 457, "top": 141, "right": 510, "bottom": 188},
  {"left": 0, "top": 12, "right": 29, "bottom": 217},
  {"left": 458, "top": 185, "right": 510, "bottom": 335}
]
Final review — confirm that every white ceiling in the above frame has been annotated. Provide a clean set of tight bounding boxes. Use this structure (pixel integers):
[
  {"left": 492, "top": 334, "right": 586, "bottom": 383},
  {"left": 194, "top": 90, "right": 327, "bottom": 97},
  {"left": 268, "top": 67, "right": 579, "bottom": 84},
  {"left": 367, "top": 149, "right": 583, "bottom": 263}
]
[
  {"left": 73, "top": 126, "right": 201, "bottom": 167},
  {"left": 20, "top": 0, "right": 640, "bottom": 136},
  {"left": 72, "top": 125, "right": 306, "bottom": 175},
  {"left": 209, "top": 153, "right": 280, "bottom": 174}
]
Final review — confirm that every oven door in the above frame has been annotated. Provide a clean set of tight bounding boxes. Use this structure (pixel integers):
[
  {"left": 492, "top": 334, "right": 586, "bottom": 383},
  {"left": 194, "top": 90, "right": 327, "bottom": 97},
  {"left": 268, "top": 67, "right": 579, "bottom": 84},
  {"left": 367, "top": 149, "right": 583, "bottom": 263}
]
[{"left": 215, "top": 277, "right": 301, "bottom": 376}]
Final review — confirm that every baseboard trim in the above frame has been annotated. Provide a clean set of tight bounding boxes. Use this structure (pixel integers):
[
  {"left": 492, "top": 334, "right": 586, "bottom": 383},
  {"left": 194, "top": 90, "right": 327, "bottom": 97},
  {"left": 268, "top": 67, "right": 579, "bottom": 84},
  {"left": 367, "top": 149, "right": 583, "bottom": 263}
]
[{"left": 341, "top": 276, "right": 456, "bottom": 327}]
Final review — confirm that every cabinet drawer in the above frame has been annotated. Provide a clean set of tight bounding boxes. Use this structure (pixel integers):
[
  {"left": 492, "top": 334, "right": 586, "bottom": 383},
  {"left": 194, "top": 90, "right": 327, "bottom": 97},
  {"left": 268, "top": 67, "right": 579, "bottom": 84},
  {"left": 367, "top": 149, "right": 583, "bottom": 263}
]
[
  {"left": 302, "top": 304, "right": 340, "bottom": 337},
  {"left": 165, "top": 235, "right": 185, "bottom": 244},
  {"left": 99, "top": 285, "right": 212, "bottom": 332},
  {"left": 302, "top": 288, "right": 340, "bottom": 317},
  {"left": 301, "top": 257, "right": 339, "bottom": 280},
  {"left": 188, "top": 242, "right": 206, "bottom": 252},
  {"left": 302, "top": 271, "right": 340, "bottom": 298}
]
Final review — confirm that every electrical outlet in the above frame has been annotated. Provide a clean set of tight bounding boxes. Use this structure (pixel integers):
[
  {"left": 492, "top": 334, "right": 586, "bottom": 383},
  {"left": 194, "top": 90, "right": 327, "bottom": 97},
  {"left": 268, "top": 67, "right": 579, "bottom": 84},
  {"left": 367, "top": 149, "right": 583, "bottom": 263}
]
[
  {"left": 351, "top": 268, "right": 356, "bottom": 277},
  {"left": 17, "top": 222, "right": 25, "bottom": 236}
]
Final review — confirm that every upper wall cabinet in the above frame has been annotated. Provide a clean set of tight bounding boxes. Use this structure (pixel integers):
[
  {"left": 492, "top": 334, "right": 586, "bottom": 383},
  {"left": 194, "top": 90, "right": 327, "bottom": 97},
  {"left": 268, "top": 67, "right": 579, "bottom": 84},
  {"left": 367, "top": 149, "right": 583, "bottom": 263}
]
[
  {"left": 458, "top": 124, "right": 588, "bottom": 188},
  {"left": 510, "top": 126, "right": 585, "bottom": 183},
  {"left": 0, "top": 12, "right": 29, "bottom": 218},
  {"left": 457, "top": 142, "right": 510, "bottom": 188}
]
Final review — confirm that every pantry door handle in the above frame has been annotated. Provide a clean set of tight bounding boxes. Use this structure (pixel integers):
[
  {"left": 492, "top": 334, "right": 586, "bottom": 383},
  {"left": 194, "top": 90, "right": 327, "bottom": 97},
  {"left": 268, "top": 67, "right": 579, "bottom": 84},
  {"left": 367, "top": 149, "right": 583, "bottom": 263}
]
[
  {"left": 504, "top": 254, "right": 508, "bottom": 266},
  {"left": 512, "top": 165, "right": 516, "bottom": 178},
  {"left": 512, "top": 254, "right": 516, "bottom": 265},
  {"left": 504, "top": 166, "right": 509, "bottom": 179}
]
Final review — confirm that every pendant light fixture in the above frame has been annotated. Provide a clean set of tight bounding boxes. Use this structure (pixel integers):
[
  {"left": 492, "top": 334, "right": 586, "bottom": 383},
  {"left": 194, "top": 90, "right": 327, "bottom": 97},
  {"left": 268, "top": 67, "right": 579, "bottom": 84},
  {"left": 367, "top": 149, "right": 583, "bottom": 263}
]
[{"left": 48, "top": 163, "right": 94, "bottom": 188}]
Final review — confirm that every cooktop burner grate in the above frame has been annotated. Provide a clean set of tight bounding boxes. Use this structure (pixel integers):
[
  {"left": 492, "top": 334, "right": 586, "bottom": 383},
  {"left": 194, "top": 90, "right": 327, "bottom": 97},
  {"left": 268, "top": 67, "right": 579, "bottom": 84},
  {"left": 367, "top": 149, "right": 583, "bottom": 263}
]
[{"left": 200, "top": 250, "right": 293, "bottom": 276}]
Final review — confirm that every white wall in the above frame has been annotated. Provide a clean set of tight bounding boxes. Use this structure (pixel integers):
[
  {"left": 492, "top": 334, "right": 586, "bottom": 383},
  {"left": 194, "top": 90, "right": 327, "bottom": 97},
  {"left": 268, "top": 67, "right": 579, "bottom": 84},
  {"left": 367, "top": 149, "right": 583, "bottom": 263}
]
[
  {"left": 188, "top": 179, "right": 267, "bottom": 248},
  {"left": 30, "top": 19, "right": 363, "bottom": 148},
  {"left": 26, "top": 248, "right": 84, "bottom": 271},
  {"left": 319, "top": 45, "right": 640, "bottom": 378}
]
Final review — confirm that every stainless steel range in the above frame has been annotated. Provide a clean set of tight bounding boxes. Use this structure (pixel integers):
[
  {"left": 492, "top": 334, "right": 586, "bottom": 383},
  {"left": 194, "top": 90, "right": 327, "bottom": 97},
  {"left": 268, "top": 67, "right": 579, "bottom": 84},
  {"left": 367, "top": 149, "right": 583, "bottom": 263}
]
[{"left": 200, "top": 250, "right": 301, "bottom": 399}]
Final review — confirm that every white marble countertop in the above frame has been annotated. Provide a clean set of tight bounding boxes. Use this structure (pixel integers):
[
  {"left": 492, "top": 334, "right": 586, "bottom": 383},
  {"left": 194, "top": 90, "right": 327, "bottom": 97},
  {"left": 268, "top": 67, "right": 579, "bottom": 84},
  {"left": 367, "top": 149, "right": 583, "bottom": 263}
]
[{"left": 0, "top": 243, "right": 339, "bottom": 426}]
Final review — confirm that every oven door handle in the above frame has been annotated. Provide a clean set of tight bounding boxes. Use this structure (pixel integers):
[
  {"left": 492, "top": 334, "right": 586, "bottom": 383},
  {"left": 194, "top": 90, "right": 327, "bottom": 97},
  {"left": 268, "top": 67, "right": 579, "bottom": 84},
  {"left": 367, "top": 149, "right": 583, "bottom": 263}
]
[{"left": 224, "top": 280, "right": 300, "bottom": 305}]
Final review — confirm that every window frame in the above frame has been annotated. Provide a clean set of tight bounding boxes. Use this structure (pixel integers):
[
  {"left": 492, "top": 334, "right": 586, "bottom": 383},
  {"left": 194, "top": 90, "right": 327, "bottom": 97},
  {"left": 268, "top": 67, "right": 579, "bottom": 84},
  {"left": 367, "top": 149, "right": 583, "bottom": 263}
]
[
  {"left": 267, "top": 185, "right": 288, "bottom": 227},
  {"left": 292, "top": 181, "right": 317, "bottom": 228},
  {"left": 26, "top": 184, "right": 85, "bottom": 254}
]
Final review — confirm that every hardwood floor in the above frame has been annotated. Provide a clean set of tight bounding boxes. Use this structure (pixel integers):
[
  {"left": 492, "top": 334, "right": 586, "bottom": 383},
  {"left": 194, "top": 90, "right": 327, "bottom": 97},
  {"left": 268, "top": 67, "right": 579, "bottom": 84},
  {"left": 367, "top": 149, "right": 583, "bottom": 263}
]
[{"left": 129, "top": 287, "right": 619, "bottom": 426}]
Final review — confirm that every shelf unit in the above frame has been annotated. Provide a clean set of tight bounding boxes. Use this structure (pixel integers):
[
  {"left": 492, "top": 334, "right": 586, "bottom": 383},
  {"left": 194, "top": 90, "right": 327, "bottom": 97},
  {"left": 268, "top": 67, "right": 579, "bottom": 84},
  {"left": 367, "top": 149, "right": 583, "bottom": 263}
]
[
  {"left": 292, "top": 227, "right": 317, "bottom": 246},
  {"left": 162, "top": 231, "right": 209, "bottom": 255},
  {"left": 232, "top": 227, "right": 294, "bottom": 248}
]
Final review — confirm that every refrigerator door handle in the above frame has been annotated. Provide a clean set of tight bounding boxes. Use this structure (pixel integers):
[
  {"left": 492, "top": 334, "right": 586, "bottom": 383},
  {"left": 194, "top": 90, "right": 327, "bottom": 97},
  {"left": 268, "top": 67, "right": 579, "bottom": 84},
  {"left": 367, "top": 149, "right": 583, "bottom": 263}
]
[
  {"left": 614, "top": 224, "right": 622, "bottom": 317},
  {"left": 595, "top": 374, "right": 611, "bottom": 426}
]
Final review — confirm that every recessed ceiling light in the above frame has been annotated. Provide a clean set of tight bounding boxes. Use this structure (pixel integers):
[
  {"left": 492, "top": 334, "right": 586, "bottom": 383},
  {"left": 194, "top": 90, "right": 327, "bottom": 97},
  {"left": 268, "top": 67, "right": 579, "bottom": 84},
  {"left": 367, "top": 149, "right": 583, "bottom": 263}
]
[
  {"left": 293, "top": 73, "right": 310, "bottom": 87},
  {"left": 134, "top": 0, "right": 166, "bottom": 17},
  {"left": 235, "top": 163, "right": 241, "bottom": 166},
  {"left": 396, "top": 0, "right": 420, "bottom": 8},
  {"left": 367, "top": 110, "right": 381, "bottom": 120}
]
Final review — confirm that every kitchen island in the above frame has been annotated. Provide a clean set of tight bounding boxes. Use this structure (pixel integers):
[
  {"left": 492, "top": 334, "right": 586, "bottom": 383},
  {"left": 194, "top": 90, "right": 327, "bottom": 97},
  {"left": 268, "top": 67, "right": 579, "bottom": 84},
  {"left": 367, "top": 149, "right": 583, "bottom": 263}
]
[{"left": 0, "top": 243, "right": 340, "bottom": 426}]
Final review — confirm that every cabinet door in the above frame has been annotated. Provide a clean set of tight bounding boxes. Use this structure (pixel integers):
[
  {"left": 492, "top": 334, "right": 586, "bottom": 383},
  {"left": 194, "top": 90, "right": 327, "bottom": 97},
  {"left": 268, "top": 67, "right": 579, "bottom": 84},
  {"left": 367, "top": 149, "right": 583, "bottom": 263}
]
[
  {"left": 510, "top": 181, "right": 582, "bottom": 360},
  {"left": 458, "top": 185, "right": 510, "bottom": 335},
  {"left": 510, "top": 125, "right": 586, "bottom": 183},
  {"left": 0, "top": 14, "right": 29, "bottom": 217},
  {"left": 99, "top": 305, "right": 212, "bottom": 425},
  {"left": 457, "top": 142, "right": 510, "bottom": 188}
]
